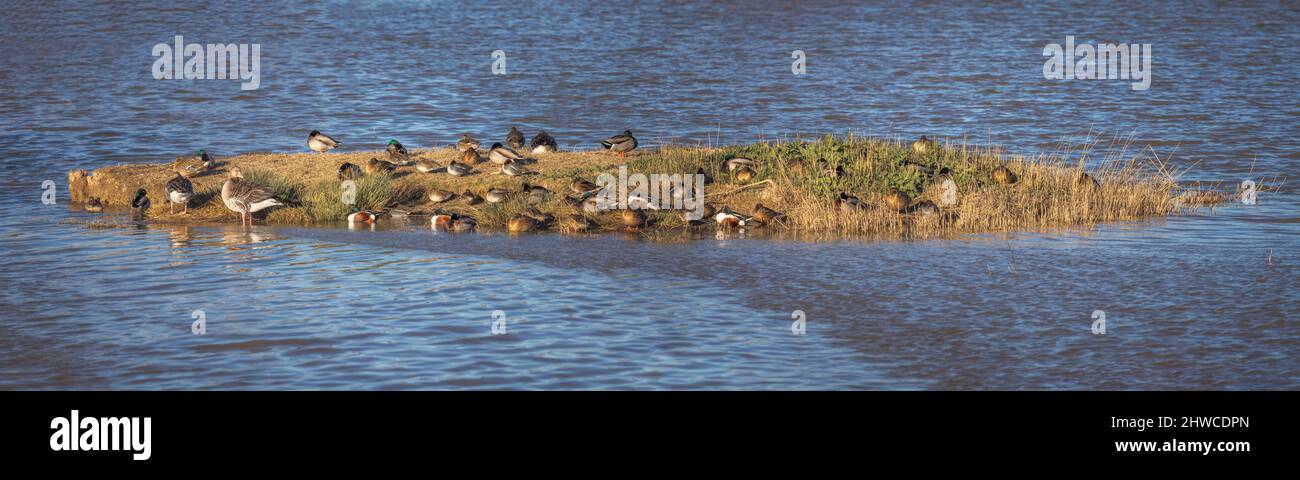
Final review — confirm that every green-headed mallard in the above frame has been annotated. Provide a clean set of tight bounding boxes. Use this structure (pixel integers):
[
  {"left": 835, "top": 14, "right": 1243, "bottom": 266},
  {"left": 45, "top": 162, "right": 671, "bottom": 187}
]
[
  {"left": 912, "top": 136, "right": 935, "bottom": 154},
  {"left": 386, "top": 139, "right": 409, "bottom": 163},
  {"left": 366, "top": 157, "right": 398, "bottom": 175},
  {"left": 173, "top": 153, "right": 209, "bottom": 179},
  {"left": 733, "top": 165, "right": 756, "bottom": 183},
  {"left": 506, "top": 126, "right": 525, "bottom": 150},
  {"left": 457, "top": 134, "right": 480, "bottom": 152},
  {"left": 750, "top": 203, "right": 785, "bottom": 226},
  {"left": 882, "top": 189, "right": 911, "bottom": 212},
  {"left": 446, "top": 159, "right": 473, "bottom": 177},
  {"left": 221, "top": 166, "right": 284, "bottom": 225},
  {"left": 130, "top": 188, "right": 151, "bottom": 218},
  {"left": 530, "top": 130, "right": 558, "bottom": 153},
  {"left": 85, "top": 197, "right": 104, "bottom": 213},
  {"left": 428, "top": 189, "right": 456, "bottom": 203},
  {"left": 347, "top": 211, "right": 377, "bottom": 224},
  {"left": 600, "top": 130, "right": 637, "bottom": 157},
  {"left": 415, "top": 158, "right": 442, "bottom": 173},
  {"left": 308, "top": 130, "right": 340, "bottom": 153},
  {"left": 338, "top": 162, "right": 364, "bottom": 180},
  {"left": 992, "top": 166, "right": 1017, "bottom": 185},
  {"left": 501, "top": 159, "right": 535, "bottom": 176},
  {"left": 723, "top": 157, "right": 756, "bottom": 172},
  {"left": 485, "top": 187, "right": 512, "bottom": 203},
  {"left": 461, "top": 190, "right": 483, "bottom": 205},
  {"left": 621, "top": 208, "right": 646, "bottom": 228},
  {"left": 165, "top": 172, "right": 194, "bottom": 214},
  {"left": 488, "top": 142, "right": 526, "bottom": 165}
]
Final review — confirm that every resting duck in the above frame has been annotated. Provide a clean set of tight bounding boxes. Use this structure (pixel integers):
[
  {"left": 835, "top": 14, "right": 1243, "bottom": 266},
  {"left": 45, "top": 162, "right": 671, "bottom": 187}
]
[
  {"left": 834, "top": 192, "right": 864, "bottom": 213},
  {"left": 457, "top": 134, "right": 481, "bottom": 152},
  {"left": 508, "top": 214, "right": 541, "bottom": 233},
  {"left": 450, "top": 215, "right": 477, "bottom": 232},
  {"left": 165, "top": 172, "right": 194, "bottom": 214},
  {"left": 530, "top": 130, "right": 558, "bottom": 153},
  {"left": 501, "top": 159, "right": 535, "bottom": 176},
  {"left": 308, "top": 130, "right": 341, "bottom": 153},
  {"left": 461, "top": 147, "right": 483, "bottom": 164},
  {"left": 428, "top": 189, "right": 456, "bottom": 203},
  {"left": 571, "top": 178, "right": 600, "bottom": 194},
  {"left": 446, "top": 159, "right": 473, "bottom": 176},
  {"left": 722, "top": 157, "right": 756, "bottom": 172},
  {"left": 733, "top": 165, "right": 756, "bottom": 183},
  {"left": 681, "top": 204, "right": 718, "bottom": 225},
  {"left": 523, "top": 183, "right": 551, "bottom": 205},
  {"left": 506, "top": 126, "right": 526, "bottom": 150},
  {"left": 174, "top": 150, "right": 212, "bottom": 178},
  {"left": 415, "top": 158, "right": 442, "bottom": 173},
  {"left": 461, "top": 190, "right": 483, "bottom": 205},
  {"left": 386, "top": 139, "right": 410, "bottom": 163},
  {"left": 366, "top": 157, "right": 398, "bottom": 175},
  {"left": 84, "top": 197, "right": 104, "bottom": 213},
  {"left": 338, "top": 162, "right": 364, "bottom": 180},
  {"left": 488, "top": 142, "right": 527, "bottom": 165},
  {"left": 882, "top": 189, "right": 911, "bottom": 212},
  {"left": 221, "top": 166, "right": 284, "bottom": 225},
  {"left": 992, "top": 166, "right": 1018, "bottom": 184},
  {"left": 912, "top": 136, "right": 935, "bottom": 154},
  {"left": 347, "top": 211, "right": 378, "bottom": 224},
  {"left": 909, "top": 200, "right": 939, "bottom": 216},
  {"left": 130, "top": 188, "right": 151, "bottom": 218},
  {"left": 621, "top": 208, "right": 646, "bottom": 228},
  {"left": 484, "top": 187, "right": 512, "bottom": 203},
  {"left": 600, "top": 130, "right": 637, "bottom": 157},
  {"left": 714, "top": 207, "right": 749, "bottom": 228},
  {"left": 750, "top": 203, "right": 785, "bottom": 226}
]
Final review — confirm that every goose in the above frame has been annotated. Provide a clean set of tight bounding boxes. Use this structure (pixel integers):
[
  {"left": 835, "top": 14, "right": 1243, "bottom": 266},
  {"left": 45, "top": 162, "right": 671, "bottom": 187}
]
[
  {"left": 506, "top": 126, "right": 525, "bottom": 150},
  {"left": 600, "top": 130, "right": 638, "bottom": 157},
  {"left": 530, "top": 130, "right": 558, "bottom": 153},
  {"left": 338, "top": 162, "right": 364, "bottom": 180},
  {"left": 457, "top": 134, "right": 481, "bottom": 152},
  {"left": 488, "top": 142, "right": 526, "bottom": 165},
  {"left": 308, "top": 130, "right": 341, "bottom": 153},
  {"left": 386, "top": 139, "right": 410, "bottom": 163},
  {"left": 221, "top": 167, "right": 284, "bottom": 225},
  {"left": 165, "top": 172, "right": 194, "bottom": 214}
]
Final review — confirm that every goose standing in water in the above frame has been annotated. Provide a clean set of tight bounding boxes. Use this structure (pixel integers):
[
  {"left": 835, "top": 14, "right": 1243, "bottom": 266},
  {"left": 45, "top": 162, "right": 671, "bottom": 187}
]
[
  {"left": 165, "top": 172, "right": 194, "bottom": 214},
  {"left": 221, "top": 166, "right": 284, "bottom": 225},
  {"left": 308, "top": 130, "right": 341, "bottom": 153},
  {"left": 457, "top": 134, "right": 481, "bottom": 152},
  {"left": 506, "top": 126, "right": 526, "bottom": 150},
  {"left": 530, "top": 130, "right": 558, "bottom": 153},
  {"left": 600, "top": 130, "right": 637, "bottom": 157}
]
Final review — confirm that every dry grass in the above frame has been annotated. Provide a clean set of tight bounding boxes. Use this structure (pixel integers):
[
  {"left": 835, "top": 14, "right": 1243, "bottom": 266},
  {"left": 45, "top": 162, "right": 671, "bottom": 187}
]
[{"left": 68, "top": 135, "right": 1241, "bottom": 238}]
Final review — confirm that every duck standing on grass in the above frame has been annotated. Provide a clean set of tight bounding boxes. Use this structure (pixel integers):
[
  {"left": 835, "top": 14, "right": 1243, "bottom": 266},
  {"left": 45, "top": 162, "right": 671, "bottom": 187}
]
[
  {"left": 308, "top": 130, "right": 341, "bottom": 153},
  {"left": 338, "top": 162, "right": 364, "bottom": 180},
  {"left": 488, "top": 142, "right": 527, "bottom": 165},
  {"left": 130, "top": 189, "right": 151, "bottom": 218},
  {"left": 166, "top": 172, "right": 194, "bottom": 214},
  {"left": 386, "top": 139, "right": 410, "bottom": 164},
  {"left": 530, "top": 130, "right": 558, "bottom": 153},
  {"left": 457, "top": 134, "right": 481, "bottom": 152},
  {"left": 221, "top": 166, "right": 284, "bottom": 226},
  {"left": 506, "top": 126, "right": 526, "bottom": 150},
  {"left": 600, "top": 130, "right": 637, "bottom": 157}
]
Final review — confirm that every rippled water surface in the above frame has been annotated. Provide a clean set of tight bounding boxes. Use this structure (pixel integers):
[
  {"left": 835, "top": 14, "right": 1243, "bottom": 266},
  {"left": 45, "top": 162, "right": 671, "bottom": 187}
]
[{"left": 0, "top": 1, "right": 1297, "bottom": 389}]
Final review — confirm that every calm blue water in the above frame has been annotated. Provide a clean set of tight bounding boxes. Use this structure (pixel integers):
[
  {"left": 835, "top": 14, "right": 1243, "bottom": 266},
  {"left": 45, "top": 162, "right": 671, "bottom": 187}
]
[{"left": 0, "top": 0, "right": 1296, "bottom": 389}]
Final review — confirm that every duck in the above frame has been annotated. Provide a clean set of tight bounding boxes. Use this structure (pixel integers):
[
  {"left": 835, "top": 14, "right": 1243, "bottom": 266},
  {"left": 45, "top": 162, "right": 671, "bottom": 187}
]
[
  {"left": 582, "top": 196, "right": 605, "bottom": 214},
  {"left": 722, "top": 157, "right": 756, "bottom": 172},
  {"left": 530, "top": 130, "right": 558, "bottom": 153},
  {"left": 834, "top": 192, "right": 864, "bottom": 213},
  {"left": 750, "top": 203, "right": 785, "bottom": 226},
  {"left": 501, "top": 159, "right": 535, "bottom": 176},
  {"left": 508, "top": 214, "right": 541, "bottom": 233},
  {"left": 484, "top": 187, "right": 512, "bottom": 203},
  {"left": 130, "top": 188, "right": 151, "bottom": 218},
  {"left": 523, "top": 183, "right": 551, "bottom": 205},
  {"left": 428, "top": 189, "right": 456, "bottom": 203},
  {"left": 347, "top": 211, "right": 377, "bottom": 224},
  {"left": 600, "top": 130, "right": 638, "bottom": 157},
  {"left": 1076, "top": 171, "right": 1100, "bottom": 189},
  {"left": 338, "top": 162, "right": 364, "bottom": 180},
  {"left": 446, "top": 159, "right": 473, "bottom": 177},
  {"left": 430, "top": 211, "right": 455, "bottom": 230},
  {"left": 366, "top": 157, "right": 398, "bottom": 175},
  {"left": 681, "top": 204, "right": 718, "bottom": 225},
  {"left": 621, "top": 208, "right": 646, "bottom": 228},
  {"left": 713, "top": 207, "right": 748, "bottom": 228},
  {"left": 992, "top": 166, "right": 1018, "bottom": 185},
  {"left": 221, "top": 166, "right": 284, "bottom": 225},
  {"left": 460, "top": 147, "right": 483, "bottom": 164},
  {"left": 174, "top": 151, "right": 212, "bottom": 178},
  {"left": 165, "top": 172, "right": 194, "bottom": 214},
  {"left": 912, "top": 136, "right": 935, "bottom": 154},
  {"left": 488, "top": 142, "right": 527, "bottom": 165},
  {"left": 909, "top": 200, "right": 939, "bottom": 216},
  {"left": 696, "top": 167, "right": 715, "bottom": 185},
  {"left": 882, "top": 189, "right": 911, "bottom": 212},
  {"left": 308, "top": 130, "right": 341, "bottom": 153},
  {"left": 386, "top": 139, "right": 410, "bottom": 163},
  {"left": 415, "top": 158, "right": 442, "bottom": 173},
  {"left": 457, "top": 134, "right": 481, "bottom": 152},
  {"left": 461, "top": 190, "right": 483, "bottom": 205},
  {"left": 450, "top": 215, "right": 477, "bottom": 232},
  {"left": 525, "top": 208, "right": 554, "bottom": 224},
  {"left": 571, "top": 177, "right": 600, "bottom": 194},
  {"left": 506, "top": 126, "right": 526, "bottom": 150},
  {"left": 84, "top": 197, "right": 104, "bottom": 213},
  {"left": 733, "top": 165, "right": 756, "bottom": 183},
  {"left": 561, "top": 214, "right": 596, "bottom": 233}
]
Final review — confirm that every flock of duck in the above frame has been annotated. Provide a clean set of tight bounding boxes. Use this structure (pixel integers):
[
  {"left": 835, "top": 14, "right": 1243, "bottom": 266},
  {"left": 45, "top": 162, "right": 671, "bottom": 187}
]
[{"left": 96, "top": 131, "right": 1039, "bottom": 233}]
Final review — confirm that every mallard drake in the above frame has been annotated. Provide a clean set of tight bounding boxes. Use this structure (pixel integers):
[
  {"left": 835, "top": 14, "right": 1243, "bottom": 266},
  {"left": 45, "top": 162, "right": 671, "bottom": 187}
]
[
  {"left": 621, "top": 208, "right": 646, "bottom": 228},
  {"left": 501, "top": 160, "right": 535, "bottom": 176},
  {"left": 582, "top": 196, "right": 604, "bottom": 214},
  {"left": 909, "top": 200, "right": 939, "bottom": 216},
  {"left": 308, "top": 130, "right": 340, "bottom": 153},
  {"left": 714, "top": 207, "right": 748, "bottom": 228},
  {"left": 834, "top": 192, "right": 864, "bottom": 213},
  {"left": 460, "top": 147, "right": 482, "bottom": 164},
  {"left": 523, "top": 183, "right": 551, "bottom": 205},
  {"left": 338, "top": 162, "right": 364, "bottom": 180},
  {"left": 221, "top": 167, "right": 284, "bottom": 225},
  {"left": 173, "top": 153, "right": 209, "bottom": 179},
  {"left": 571, "top": 177, "right": 600, "bottom": 194},
  {"left": 415, "top": 158, "right": 442, "bottom": 173},
  {"left": 488, "top": 142, "right": 526, "bottom": 165},
  {"left": 461, "top": 190, "right": 483, "bottom": 205},
  {"left": 347, "top": 211, "right": 377, "bottom": 224},
  {"left": 506, "top": 126, "right": 525, "bottom": 150},
  {"left": 733, "top": 166, "right": 756, "bottom": 183},
  {"left": 992, "top": 166, "right": 1017, "bottom": 184},
  {"left": 165, "top": 172, "right": 194, "bottom": 214},
  {"left": 484, "top": 187, "right": 512, "bottom": 203},
  {"left": 696, "top": 167, "right": 714, "bottom": 185},
  {"left": 751, "top": 203, "right": 785, "bottom": 226},
  {"left": 84, "top": 197, "right": 104, "bottom": 213},
  {"left": 130, "top": 188, "right": 151, "bottom": 218},
  {"left": 386, "top": 139, "right": 410, "bottom": 163},
  {"left": 446, "top": 159, "right": 473, "bottom": 177},
  {"left": 530, "top": 130, "right": 558, "bottom": 153},
  {"left": 508, "top": 214, "right": 541, "bottom": 233},
  {"left": 722, "top": 157, "right": 756, "bottom": 172},
  {"left": 882, "top": 189, "right": 911, "bottom": 212},
  {"left": 366, "top": 157, "right": 398, "bottom": 175},
  {"left": 428, "top": 189, "right": 456, "bottom": 203},
  {"left": 600, "top": 130, "right": 637, "bottom": 157},
  {"left": 450, "top": 215, "right": 477, "bottom": 232},
  {"left": 457, "top": 134, "right": 481, "bottom": 152},
  {"left": 912, "top": 136, "right": 935, "bottom": 154}
]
